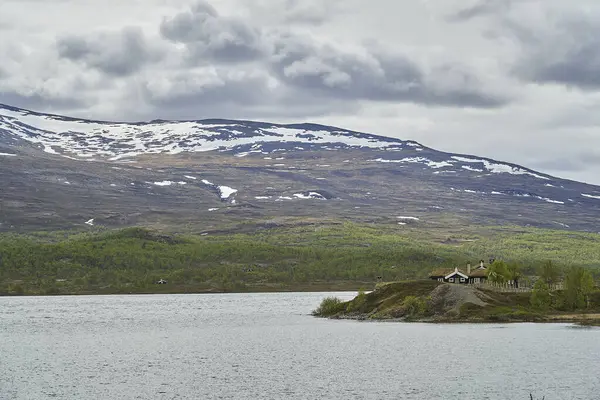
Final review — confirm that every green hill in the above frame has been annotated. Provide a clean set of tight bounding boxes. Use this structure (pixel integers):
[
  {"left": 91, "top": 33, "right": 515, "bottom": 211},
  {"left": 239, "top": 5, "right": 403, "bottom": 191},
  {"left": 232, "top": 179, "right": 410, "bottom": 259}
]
[{"left": 1, "top": 221, "right": 599, "bottom": 295}]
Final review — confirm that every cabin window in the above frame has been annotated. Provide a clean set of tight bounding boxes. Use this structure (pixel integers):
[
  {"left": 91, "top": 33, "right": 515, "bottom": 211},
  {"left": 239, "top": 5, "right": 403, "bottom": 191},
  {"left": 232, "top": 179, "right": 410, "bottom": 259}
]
[
  {"left": 460, "top": 278, "right": 466, "bottom": 282},
  {"left": 438, "top": 278, "right": 443, "bottom": 282},
  {"left": 448, "top": 278, "right": 454, "bottom": 283}
]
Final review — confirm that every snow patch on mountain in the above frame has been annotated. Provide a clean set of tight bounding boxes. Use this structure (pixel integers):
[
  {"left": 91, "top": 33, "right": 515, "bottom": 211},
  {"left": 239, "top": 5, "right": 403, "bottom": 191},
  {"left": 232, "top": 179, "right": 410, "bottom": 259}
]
[
  {"left": 154, "top": 181, "right": 186, "bottom": 186},
  {"left": 451, "top": 156, "right": 549, "bottom": 180},
  {"left": 539, "top": 197, "right": 564, "bottom": 204},
  {"left": 373, "top": 157, "right": 453, "bottom": 169},
  {"left": 219, "top": 186, "right": 238, "bottom": 199},
  {"left": 293, "top": 192, "right": 326, "bottom": 200},
  {"left": 462, "top": 165, "right": 484, "bottom": 172},
  {"left": 0, "top": 152, "right": 16, "bottom": 156},
  {"left": 200, "top": 179, "right": 237, "bottom": 200},
  {"left": 452, "top": 187, "right": 563, "bottom": 204},
  {"left": 582, "top": 193, "right": 600, "bottom": 200}
]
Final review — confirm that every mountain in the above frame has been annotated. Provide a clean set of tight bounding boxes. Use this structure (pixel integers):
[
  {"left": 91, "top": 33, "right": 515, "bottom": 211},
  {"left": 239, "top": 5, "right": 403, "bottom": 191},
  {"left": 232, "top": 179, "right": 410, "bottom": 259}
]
[{"left": 1, "top": 103, "right": 599, "bottom": 233}]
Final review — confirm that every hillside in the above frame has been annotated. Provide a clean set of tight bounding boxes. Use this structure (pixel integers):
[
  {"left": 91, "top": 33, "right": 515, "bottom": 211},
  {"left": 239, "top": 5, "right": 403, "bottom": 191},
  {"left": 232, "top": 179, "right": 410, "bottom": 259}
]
[
  {"left": 1, "top": 103, "right": 600, "bottom": 233},
  {"left": 2, "top": 222, "right": 599, "bottom": 296}
]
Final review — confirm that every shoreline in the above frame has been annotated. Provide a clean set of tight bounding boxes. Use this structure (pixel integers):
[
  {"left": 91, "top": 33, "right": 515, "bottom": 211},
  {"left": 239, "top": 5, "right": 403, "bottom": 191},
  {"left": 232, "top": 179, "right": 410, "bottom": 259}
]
[
  {"left": 0, "top": 282, "right": 367, "bottom": 297},
  {"left": 324, "top": 314, "right": 600, "bottom": 326}
]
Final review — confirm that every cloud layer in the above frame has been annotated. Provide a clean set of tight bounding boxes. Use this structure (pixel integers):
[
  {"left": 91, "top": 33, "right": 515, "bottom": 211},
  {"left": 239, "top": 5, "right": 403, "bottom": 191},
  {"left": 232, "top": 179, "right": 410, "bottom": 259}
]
[{"left": 1, "top": 0, "right": 600, "bottom": 184}]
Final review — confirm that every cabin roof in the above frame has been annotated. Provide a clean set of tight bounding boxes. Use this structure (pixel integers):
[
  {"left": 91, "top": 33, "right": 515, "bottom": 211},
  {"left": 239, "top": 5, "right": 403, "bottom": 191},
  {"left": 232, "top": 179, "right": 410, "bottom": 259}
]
[
  {"left": 429, "top": 268, "right": 455, "bottom": 278},
  {"left": 429, "top": 267, "right": 488, "bottom": 278},
  {"left": 445, "top": 269, "right": 469, "bottom": 279}
]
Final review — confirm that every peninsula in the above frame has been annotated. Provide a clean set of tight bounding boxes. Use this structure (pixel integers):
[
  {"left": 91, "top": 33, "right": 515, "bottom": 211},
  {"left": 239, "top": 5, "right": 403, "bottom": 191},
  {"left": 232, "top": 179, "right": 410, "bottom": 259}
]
[{"left": 312, "top": 279, "right": 600, "bottom": 325}]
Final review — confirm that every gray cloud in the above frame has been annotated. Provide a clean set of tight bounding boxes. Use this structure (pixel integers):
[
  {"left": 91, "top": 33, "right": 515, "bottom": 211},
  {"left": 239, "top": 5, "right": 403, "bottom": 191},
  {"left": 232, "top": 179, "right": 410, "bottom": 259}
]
[
  {"left": 140, "top": 68, "right": 270, "bottom": 109},
  {"left": 531, "top": 151, "right": 600, "bottom": 174},
  {"left": 160, "top": 1, "right": 268, "bottom": 63},
  {"left": 511, "top": 14, "right": 600, "bottom": 89},
  {"left": 270, "top": 35, "right": 508, "bottom": 108},
  {"left": 451, "top": 1, "right": 600, "bottom": 90},
  {"left": 282, "top": 0, "right": 341, "bottom": 25},
  {"left": 133, "top": 65, "right": 359, "bottom": 121},
  {"left": 0, "top": 90, "right": 88, "bottom": 113},
  {"left": 57, "top": 27, "right": 163, "bottom": 76},
  {"left": 449, "top": 0, "right": 516, "bottom": 22},
  {"left": 156, "top": 1, "right": 508, "bottom": 108}
]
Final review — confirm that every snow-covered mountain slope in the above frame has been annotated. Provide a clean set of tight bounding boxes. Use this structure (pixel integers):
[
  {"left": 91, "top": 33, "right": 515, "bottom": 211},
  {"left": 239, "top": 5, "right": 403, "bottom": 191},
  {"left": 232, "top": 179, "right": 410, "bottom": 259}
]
[
  {"left": 0, "top": 103, "right": 408, "bottom": 160},
  {"left": 1, "top": 103, "right": 599, "bottom": 233},
  {"left": 0, "top": 103, "right": 554, "bottom": 181}
]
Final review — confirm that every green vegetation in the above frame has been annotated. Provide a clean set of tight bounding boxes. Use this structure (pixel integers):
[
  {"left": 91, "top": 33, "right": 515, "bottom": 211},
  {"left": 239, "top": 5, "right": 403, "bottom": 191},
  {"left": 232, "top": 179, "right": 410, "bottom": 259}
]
[
  {"left": 487, "top": 260, "right": 510, "bottom": 283},
  {"left": 538, "top": 260, "right": 562, "bottom": 286},
  {"left": 529, "top": 265, "right": 596, "bottom": 311},
  {"left": 530, "top": 280, "right": 552, "bottom": 311},
  {"left": 401, "top": 295, "right": 428, "bottom": 318},
  {"left": 564, "top": 266, "right": 595, "bottom": 310},
  {"left": 312, "top": 297, "right": 345, "bottom": 317},
  {"left": 1, "top": 222, "right": 599, "bottom": 295}
]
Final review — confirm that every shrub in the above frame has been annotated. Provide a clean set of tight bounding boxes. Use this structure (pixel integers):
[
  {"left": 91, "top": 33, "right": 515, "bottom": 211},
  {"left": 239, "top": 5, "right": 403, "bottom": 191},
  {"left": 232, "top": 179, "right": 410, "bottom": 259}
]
[
  {"left": 8, "top": 283, "right": 24, "bottom": 295},
  {"left": 312, "top": 296, "right": 345, "bottom": 317},
  {"left": 530, "top": 280, "right": 551, "bottom": 311},
  {"left": 402, "top": 295, "right": 427, "bottom": 317},
  {"left": 564, "top": 266, "right": 595, "bottom": 310}
]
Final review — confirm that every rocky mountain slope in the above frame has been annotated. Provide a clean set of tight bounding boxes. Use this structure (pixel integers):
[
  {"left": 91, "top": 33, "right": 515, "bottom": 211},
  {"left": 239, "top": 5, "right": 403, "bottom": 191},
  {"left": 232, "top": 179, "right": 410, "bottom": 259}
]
[{"left": 1, "top": 103, "right": 599, "bottom": 232}]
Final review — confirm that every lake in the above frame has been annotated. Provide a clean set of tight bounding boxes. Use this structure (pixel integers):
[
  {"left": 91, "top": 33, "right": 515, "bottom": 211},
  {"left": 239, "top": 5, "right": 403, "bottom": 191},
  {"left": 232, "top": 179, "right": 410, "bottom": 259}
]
[{"left": 1, "top": 292, "right": 599, "bottom": 399}]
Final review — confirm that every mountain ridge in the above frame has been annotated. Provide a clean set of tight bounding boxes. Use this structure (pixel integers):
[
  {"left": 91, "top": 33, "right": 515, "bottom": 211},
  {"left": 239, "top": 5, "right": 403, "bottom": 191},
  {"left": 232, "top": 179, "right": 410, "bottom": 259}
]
[
  {"left": 1, "top": 103, "right": 599, "bottom": 233},
  {"left": 0, "top": 103, "right": 572, "bottom": 181}
]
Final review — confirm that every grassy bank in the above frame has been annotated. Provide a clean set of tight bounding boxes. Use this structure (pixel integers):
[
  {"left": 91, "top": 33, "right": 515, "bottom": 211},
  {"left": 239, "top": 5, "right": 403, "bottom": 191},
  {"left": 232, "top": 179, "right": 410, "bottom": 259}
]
[{"left": 1, "top": 222, "right": 599, "bottom": 296}]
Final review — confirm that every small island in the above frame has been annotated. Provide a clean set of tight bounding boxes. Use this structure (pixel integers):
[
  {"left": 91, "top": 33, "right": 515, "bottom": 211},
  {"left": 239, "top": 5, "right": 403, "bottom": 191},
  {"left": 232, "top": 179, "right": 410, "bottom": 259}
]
[{"left": 313, "top": 261, "right": 600, "bottom": 326}]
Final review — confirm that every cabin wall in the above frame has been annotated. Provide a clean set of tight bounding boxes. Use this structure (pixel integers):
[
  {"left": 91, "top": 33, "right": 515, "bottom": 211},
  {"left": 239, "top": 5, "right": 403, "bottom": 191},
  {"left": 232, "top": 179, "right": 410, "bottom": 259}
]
[
  {"left": 445, "top": 275, "right": 468, "bottom": 284},
  {"left": 430, "top": 276, "right": 487, "bottom": 284}
]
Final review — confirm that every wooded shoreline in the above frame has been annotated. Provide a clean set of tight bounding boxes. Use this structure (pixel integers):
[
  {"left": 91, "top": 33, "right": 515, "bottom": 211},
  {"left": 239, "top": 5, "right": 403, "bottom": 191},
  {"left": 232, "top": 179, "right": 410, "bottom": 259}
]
[{"left": 2, "top": 224, "right": 599, "bottom": 297}]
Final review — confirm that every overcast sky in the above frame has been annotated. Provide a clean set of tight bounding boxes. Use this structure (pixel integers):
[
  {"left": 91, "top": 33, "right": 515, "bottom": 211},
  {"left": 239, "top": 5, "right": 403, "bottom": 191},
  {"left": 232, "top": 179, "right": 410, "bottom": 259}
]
[{"left": 1, "top": 0, "right": 600, "bottom": 184}]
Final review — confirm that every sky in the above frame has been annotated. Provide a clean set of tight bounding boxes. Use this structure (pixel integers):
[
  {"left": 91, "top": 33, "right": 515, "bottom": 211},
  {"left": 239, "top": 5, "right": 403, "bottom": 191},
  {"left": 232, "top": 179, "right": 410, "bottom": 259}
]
[{"left": 1, "top": 0, "right": 600, "bottom": 184}]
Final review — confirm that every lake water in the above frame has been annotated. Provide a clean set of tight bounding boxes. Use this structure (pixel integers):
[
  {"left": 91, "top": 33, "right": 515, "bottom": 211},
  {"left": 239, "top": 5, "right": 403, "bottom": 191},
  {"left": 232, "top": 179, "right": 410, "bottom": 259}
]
[{"left": 1, "top": 292, "right": 599, "bottom": 400}]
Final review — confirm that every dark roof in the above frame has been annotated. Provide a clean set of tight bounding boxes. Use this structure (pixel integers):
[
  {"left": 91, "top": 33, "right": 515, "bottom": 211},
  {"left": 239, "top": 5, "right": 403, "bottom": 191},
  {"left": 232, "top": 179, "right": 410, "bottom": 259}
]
[{"left": 429, "top": 268, "right": 454, "bottom": 277}]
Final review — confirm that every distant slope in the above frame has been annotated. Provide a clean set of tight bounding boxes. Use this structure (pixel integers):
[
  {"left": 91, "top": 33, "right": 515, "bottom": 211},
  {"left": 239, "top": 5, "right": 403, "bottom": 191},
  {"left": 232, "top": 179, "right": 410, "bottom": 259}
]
[{"left": 1, "top": 103, "right": 600, "bottom": 232}]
